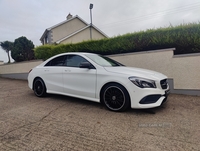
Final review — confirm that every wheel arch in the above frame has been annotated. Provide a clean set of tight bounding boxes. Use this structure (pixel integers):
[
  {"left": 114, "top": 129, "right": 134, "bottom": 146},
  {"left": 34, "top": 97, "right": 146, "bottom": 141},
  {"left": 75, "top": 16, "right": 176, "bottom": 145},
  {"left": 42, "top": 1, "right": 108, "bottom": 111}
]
[
  {"left": 32, "top": 77, "right": 45, "bottom": 90},
  {"left": 99, "top": 82, "right": 131, "bottom": 106}
]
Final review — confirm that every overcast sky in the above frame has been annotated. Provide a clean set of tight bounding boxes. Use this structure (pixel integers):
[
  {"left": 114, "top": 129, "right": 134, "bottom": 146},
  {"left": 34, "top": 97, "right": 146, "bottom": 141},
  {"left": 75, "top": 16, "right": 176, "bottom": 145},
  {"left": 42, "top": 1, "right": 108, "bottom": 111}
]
[{"left": 0, "top": 0, "right": 200, "bottom": 62}]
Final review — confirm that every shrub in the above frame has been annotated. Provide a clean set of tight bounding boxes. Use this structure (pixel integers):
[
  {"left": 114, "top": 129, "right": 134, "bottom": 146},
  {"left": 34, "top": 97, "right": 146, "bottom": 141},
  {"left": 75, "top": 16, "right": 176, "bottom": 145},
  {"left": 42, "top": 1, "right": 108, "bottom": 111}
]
[{"left": 35, "top": 22, "right": 200, "bottom": 60}]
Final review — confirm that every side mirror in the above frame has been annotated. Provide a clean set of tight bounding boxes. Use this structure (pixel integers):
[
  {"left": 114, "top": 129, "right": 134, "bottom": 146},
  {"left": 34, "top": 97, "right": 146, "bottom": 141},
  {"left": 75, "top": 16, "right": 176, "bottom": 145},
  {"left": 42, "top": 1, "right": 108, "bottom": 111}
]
[{"left": 79, "top": 62, "right": 92, "bottom": 69}]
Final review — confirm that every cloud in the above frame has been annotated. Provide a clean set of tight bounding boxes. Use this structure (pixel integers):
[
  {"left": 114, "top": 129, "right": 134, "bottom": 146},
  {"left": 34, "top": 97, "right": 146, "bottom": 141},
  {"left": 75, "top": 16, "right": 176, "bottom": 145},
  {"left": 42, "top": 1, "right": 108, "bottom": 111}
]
[{"left": 0, "top": 0, "right": 200, "bottom": 62}]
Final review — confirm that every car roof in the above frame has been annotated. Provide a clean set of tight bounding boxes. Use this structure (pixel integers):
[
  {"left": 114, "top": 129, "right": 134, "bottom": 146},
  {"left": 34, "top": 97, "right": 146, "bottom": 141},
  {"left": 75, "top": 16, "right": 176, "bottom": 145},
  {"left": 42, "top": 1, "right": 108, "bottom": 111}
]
[
  {"left": 44, "top": 52, "right": 98, "bottom": 63},
  {"left": 63, "top": 52, "right": 95, "bottom": 54},
  {"left": 56, "top": 52, "right": 98, "bottom": 56},
  {"left": 38, "top": 52, "right": 96, "bottom": 66}
]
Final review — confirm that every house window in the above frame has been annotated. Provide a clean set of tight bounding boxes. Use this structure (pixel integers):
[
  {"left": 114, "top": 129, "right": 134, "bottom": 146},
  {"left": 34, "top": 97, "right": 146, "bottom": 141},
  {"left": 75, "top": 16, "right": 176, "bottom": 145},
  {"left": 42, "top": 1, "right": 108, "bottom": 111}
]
[{"left": 45, "top": 35, "right": 48, "bottom": 44}]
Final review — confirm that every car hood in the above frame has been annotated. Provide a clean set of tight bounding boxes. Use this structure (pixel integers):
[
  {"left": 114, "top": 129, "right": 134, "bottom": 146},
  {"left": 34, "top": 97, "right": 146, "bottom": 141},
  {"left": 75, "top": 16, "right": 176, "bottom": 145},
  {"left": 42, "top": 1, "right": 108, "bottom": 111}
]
[{"left": 104, "top": 66, "right": 167, "bottom": 80}]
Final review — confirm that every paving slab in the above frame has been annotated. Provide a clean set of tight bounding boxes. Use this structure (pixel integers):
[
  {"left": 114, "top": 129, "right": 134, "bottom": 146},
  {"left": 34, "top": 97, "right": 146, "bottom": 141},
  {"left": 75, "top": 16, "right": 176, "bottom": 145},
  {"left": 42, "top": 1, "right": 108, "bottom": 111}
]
[{"left": 0, "top": 78, "right": 199, "bottom": 151}]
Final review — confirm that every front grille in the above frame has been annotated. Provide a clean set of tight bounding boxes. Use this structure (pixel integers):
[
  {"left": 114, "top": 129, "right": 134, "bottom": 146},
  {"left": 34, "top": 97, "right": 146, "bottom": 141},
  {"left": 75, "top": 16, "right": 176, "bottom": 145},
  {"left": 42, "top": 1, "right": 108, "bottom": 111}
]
[{"left": 160, "top": 79, "right": 168, "bottom": 89}]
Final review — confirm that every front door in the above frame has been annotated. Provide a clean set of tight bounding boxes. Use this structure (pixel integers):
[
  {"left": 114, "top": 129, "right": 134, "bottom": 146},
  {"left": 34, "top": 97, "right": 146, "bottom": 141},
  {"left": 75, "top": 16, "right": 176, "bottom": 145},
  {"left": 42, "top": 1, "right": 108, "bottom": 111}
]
[{"left": 63, "top": 55, "right": 96, "bottom": 99}]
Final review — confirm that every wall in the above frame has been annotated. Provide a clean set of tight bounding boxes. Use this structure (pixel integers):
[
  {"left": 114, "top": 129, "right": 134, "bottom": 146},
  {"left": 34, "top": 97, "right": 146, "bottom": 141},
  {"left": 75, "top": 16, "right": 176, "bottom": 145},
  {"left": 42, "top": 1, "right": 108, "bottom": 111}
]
[
  {"left": 108, "top": 48, "right": 200, "bottom": 91},
  {"left": 61, "top": 27, "right": 106, "bottom": 44},
  {"left": 0, "top": 60, "right": 43, "bottom": 79},
  {"left": 52, "top": 18, "right": 87, "bottom": 43},
  {"left": 0, "top": 49, "right": 199, "bottom": 95}
]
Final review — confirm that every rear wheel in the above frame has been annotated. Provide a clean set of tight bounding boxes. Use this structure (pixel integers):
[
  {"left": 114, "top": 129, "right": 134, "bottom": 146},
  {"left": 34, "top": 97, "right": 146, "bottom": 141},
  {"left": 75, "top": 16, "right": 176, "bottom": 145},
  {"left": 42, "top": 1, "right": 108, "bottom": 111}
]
[
  {"left": 33, "top": 78, "right": 46, "bottom": 97},
  {"left": 101, "top": 83, "right": 130, "bottom": 112}
]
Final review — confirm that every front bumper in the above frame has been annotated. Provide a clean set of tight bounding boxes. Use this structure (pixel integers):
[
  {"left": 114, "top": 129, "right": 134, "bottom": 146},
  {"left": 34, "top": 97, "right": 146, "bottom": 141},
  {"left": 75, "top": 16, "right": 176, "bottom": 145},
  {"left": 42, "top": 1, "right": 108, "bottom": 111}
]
[
  {"left": 127, "top": 81, "right": 170, "bottom": 109},
  {"left": 139, "top": 89, "right": 170, "bottom": 104}
]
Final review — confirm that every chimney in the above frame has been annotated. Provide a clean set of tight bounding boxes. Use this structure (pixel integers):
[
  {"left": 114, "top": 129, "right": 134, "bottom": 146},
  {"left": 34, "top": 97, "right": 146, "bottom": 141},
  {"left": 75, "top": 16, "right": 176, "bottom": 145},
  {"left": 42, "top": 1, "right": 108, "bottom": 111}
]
[{"left": 67, "top": 13, "right": 72, "bottom": 20}]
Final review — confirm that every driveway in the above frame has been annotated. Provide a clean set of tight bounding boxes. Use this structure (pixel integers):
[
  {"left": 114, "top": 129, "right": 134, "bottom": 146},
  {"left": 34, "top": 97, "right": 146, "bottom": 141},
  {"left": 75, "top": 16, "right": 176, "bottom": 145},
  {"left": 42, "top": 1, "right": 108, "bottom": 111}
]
[{"left": 0, "top": 78, "right": 199, "bottom": 151}]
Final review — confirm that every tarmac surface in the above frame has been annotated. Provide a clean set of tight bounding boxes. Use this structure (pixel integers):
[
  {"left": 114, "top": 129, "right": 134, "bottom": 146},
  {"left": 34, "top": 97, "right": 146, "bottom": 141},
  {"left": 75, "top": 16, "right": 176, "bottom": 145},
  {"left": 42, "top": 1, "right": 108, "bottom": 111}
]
[{"left": 0, "top": 78, "right": 199, "bottom": 151}]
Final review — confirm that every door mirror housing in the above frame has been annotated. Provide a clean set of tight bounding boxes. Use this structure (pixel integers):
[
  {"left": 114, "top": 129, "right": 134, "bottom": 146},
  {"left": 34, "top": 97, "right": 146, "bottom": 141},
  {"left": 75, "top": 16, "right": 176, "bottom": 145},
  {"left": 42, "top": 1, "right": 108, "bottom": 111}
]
[{"left": 79, "top": 62, "right": 93, "bottom": 69}]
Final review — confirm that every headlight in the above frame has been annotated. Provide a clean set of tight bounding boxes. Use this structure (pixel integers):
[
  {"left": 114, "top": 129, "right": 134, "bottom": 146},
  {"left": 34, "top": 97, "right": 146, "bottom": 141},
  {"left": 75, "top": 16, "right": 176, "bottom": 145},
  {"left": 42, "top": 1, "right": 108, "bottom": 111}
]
[{"left": 129, "top": 77, "right": 156, "bottom": 88}]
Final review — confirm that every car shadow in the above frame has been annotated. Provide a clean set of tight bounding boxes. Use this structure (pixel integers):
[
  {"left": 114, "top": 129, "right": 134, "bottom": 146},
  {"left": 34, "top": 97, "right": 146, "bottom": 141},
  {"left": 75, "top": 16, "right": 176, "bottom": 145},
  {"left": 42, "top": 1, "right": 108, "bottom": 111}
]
[
  {"left": 29, "top": 92, "right": 167, "bottom": 114},
  {"left": 48, "top": 93, "right": 105, "bottom": 109},
  {"left": 127, "top": 103, "right": 168, "bottom": 115}
]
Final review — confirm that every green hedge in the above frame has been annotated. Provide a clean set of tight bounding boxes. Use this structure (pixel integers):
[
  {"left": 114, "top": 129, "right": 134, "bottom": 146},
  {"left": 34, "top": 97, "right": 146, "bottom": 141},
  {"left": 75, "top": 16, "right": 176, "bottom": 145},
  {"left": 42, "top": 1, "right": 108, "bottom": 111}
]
[{"left": 35, "top": 23, "right": 200, "bottom": 60}]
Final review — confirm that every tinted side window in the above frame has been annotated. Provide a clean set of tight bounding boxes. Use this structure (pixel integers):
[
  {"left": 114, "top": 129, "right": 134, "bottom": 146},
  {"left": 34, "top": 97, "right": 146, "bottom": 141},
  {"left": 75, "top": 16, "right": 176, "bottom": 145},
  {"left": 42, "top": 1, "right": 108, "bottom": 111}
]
[
  {"left": 64, "top": 55, "right": 88, "bottom": 67},
  {"left": 45, "top": 55, "right": 66, "bottom": 66}
]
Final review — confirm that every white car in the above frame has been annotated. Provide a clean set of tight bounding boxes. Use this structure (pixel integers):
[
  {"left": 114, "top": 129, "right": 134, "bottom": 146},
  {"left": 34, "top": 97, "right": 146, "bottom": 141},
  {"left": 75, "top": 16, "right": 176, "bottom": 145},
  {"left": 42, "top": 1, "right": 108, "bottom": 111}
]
[{"left": 28, "top": 52, "right": 170, "bottom": 111}]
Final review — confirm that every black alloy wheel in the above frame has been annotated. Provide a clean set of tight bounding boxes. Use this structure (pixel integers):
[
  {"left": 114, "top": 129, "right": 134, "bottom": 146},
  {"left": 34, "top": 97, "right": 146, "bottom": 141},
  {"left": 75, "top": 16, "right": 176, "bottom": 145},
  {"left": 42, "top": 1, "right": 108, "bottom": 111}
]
[
  {"left": 102, "top": 83, "right": 130, "bottom": 112},
  {"left": 33, "top": 78, "right": 46, "bottom": 97}
]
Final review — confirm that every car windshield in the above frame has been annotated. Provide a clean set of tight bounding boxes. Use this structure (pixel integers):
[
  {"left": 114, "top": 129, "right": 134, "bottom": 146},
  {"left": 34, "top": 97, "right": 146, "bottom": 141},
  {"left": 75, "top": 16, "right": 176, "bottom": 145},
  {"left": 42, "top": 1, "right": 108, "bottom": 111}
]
[{"left": 86, "top": 54, "right": 124, "bottom": 67}]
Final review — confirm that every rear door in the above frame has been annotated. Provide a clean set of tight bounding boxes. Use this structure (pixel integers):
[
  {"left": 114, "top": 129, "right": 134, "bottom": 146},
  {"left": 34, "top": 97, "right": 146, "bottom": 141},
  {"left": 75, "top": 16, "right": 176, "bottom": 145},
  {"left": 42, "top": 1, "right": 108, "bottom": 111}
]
[{"left": 42, "top": 55, "right": 66, "bottom": 93}]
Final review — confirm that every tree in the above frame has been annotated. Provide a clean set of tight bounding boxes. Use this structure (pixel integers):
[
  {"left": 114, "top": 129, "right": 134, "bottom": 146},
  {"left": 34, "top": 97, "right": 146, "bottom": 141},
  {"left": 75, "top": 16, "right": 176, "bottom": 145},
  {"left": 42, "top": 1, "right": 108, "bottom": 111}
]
[
  {"left": 11, "top": 36, "right": 35, "bottom": 62},
  {"left": 0, "top": 41, "right": 13, "bottom": 63}
]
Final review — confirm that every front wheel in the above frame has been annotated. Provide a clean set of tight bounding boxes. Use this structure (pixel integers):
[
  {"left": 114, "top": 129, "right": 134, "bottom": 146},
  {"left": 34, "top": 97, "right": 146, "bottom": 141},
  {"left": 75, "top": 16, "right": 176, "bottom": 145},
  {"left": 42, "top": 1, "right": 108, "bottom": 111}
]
[
  {"left": 101, "top": 83, "right": 130, "bottom": 112},
  {"left": 33, "top": 78, "right": 46, "bottom": 97}
]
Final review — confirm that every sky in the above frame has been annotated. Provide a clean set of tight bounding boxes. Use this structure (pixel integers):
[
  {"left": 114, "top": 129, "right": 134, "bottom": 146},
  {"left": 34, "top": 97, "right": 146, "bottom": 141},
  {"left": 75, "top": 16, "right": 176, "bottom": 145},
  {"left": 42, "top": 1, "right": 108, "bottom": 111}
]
[{"left": 0, "top": 0, "right": 200, "bottom": 62}]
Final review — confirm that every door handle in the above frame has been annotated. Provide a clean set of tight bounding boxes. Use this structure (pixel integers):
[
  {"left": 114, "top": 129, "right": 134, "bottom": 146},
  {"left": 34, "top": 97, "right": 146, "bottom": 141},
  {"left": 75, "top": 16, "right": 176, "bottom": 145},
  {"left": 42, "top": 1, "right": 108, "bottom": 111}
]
[
  {"left": 65, "top": 69, "right": 71, "bottom": 72},
  {"left": 44, "top": 69, "right": 49, "bottom": 72}
]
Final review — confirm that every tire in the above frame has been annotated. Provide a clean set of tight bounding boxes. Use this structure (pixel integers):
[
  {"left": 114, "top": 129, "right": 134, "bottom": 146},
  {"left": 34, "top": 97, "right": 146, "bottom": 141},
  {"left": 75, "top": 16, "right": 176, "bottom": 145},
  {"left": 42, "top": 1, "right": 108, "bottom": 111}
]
[
  {"left": 101, "top": 83, "right": 130, "bottom": 112},
  {"left": 33, "top": 78, "right": 46, "bottom": 97}
]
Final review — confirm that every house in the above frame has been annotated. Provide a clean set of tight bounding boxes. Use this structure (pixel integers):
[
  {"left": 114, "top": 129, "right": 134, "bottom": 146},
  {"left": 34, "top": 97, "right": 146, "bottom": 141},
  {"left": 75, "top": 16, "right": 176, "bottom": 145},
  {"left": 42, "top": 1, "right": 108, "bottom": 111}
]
[{"left": 40, "top": 14, "right": 108, "bottom": 45}]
